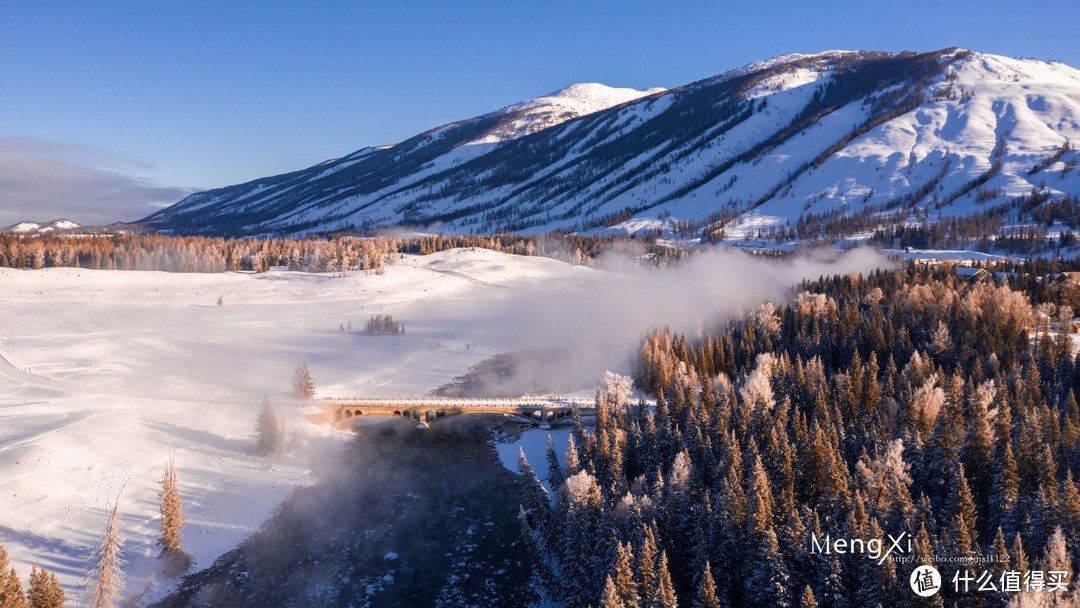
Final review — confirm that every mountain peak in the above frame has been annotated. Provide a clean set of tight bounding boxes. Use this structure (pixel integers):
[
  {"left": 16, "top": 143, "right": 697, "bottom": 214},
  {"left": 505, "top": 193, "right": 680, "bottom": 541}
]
[{"left": 470, "top": 82, "right": 665, "bottom": 145}]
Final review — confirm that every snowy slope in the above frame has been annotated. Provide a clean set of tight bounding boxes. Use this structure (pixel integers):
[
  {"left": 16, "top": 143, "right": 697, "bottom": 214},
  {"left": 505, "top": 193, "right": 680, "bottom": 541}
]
[
  {"left": 0, "top": 243, "right": 896, "bottom": 603},
  {"left": 0, "top": 250, "right": 599, "bottom": 604},
  {"left": 142, "top": 49, "right": 1080, "bottom": 239}
]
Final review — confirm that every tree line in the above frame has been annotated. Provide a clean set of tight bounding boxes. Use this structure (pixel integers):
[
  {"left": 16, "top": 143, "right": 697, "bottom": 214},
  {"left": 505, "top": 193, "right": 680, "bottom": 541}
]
[{"left": 0, "top": 232, "right": 683, "bottom": 273}]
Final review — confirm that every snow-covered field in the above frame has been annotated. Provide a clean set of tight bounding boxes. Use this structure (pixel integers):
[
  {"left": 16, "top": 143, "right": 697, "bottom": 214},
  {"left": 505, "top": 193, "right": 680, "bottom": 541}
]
[{"left": 0, "top": 248, "right": 598, "bottom": 605}]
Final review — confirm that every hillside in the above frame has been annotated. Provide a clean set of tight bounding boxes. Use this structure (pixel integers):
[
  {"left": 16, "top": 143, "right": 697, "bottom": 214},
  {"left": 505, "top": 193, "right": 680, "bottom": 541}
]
[{"left": 141, "top": 49, "right": 1080, "bottom": 245}]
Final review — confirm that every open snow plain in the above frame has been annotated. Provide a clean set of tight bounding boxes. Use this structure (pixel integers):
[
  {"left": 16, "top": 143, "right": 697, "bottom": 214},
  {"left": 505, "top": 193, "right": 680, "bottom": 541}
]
[{"left": 0, "top": 248, "right": 598, "bottom": 604}]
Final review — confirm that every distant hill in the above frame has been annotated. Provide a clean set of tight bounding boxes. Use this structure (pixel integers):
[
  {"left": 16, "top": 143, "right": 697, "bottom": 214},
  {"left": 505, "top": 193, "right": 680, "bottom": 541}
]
[{"left": 3, "top": 219, "right": 81, "bottom": 235}]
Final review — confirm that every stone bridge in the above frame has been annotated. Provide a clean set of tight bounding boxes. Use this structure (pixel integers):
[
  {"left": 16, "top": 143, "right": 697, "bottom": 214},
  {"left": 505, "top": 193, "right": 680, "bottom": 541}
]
[{"left": 312, "top": 397, "right": 597, "bottom": 429}]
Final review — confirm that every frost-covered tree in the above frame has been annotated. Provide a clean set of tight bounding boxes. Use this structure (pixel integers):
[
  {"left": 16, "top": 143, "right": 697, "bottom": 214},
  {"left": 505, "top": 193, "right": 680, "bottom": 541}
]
[
  {"left": 556, "top": 470, "right": 611, "bottom": 607},
  {"left": 518, "top": 450, "right": 552, "bottom": 544},
  {"left": 0, "top": 539, "right": 27, "bottom": 608},
  {"left": 691, "top": 563, "right": 721, "bottom": 608},
  {"left": 26, "top": 566, "right": 63, "bottom": 608},
  {"left": 600, "top": 575, "right": 625, "bottom": 608},
  {"left": 89, "top": 498, "right": 124, "bottom": 608},
  {"left": 545, "top": 435, "right": 564, "bottom": 491},
  {"left": 291, "top": 362, "right": 315, "bottom": 399},
  {"left": 601, "top": 371, "right": 633, "bottom": 411},
  {"left": 158, "top": 457, "right": 185, "bottom": 555},
  {"left": 612, "top": 542, "right": 638, "bottom": 607},
  {"left": 649, "top": 551, "right": 678, "bottom": 608},
  {"left": 739, "top": 353, "right": 776, "bottom": 411},
  {"left": 256, "top": 398, "right": 283, "bottom": 458}
]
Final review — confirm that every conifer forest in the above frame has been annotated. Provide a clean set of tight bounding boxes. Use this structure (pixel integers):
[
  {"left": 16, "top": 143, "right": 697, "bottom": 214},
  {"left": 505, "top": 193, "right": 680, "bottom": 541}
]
[{"left": 518, "top": 263, "right": 1080, "bottom": 608}]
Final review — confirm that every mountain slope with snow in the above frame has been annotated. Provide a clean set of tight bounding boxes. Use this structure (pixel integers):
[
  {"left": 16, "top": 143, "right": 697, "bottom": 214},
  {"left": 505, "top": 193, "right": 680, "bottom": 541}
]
[
  {"left": 3, "top": 219, "right": 81, "bottom": 234},
  {"left": 142, "top": 49, "right": 1080, "bottom": 240}
]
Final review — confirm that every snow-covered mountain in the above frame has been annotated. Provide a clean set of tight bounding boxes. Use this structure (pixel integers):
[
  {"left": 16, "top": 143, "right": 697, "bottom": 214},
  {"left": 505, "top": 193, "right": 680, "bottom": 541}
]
[
  {"left": 3, "top": 219, "right": 81, "bottom": 234},
  {"left": 142, "top": 49, "right": 1080, "bottom": 240}
]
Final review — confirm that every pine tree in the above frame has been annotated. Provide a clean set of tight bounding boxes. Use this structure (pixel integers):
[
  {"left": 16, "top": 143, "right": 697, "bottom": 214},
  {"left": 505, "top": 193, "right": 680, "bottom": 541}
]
[
  {"left": 556, "top": 471, "right": 604, "bottom": 608},
  {"left": 157, "top": 457, "right": 192, "bottom": 576},
  {"left": 691, "top": 563, "right": 721, "bottom": 608},
  {"left": 1040, "top": 527, "right": 1070, "bottom": 574},
  {"left": 992, "top": 527, "right": 1010, "bottom": 579},
  {"left": 649, "top": 551, "right": 678, "bottom": 608},
  {"left": 518, "top": 450, "right": 552, "bottom": 543},
  {"left": 1057, "top": 470, "right": 1080, "bottom": 541},
  {"left": 26, "top": 566, "right": 64, "bottom": 608},
  {"left": 799, "top": 585, "right": 818, "bottom": 608},
  {"left": 256, "top": 397, "right": 283, "bottom": 458},
  {"left": 89, "top": 498, "right": 124, "bottom": 608},
  {"left": 745, "top": 453, "right": 790, "bottom": 607},
  {"left": 565, "top": 435, "right": 581, "bottom": 476},
  {"left": 638, "top": 524, "right": 657, "bottom": 602},
  {"left": 612, "top": 542, "right": 638, "bottom": 607},
  {"left": 992, "top": 435, "right": 1020, "bottom": 533},
  {"left": 1012, "top": 532, "right": 1029, "bottom": 576},
  {"left": 600, "top": 575, "right": 625, "bottom": 608},
  {"left": 292, "top": 362, "right": 315, "bottom": 399},
  {"left": 0, "top": 540, "right": 27, "bottom": 608},
  {"left": 546, "top": 435, "right": 564, "bottom": 491},
  {"left": 948, "top": 464, "right": 978, "bottom": 557}
]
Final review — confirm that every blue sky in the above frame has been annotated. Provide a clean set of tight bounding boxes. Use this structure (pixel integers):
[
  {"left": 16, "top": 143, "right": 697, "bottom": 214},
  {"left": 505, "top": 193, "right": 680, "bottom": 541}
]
[{"left": 2, "top": 0, "right": 1079, "bottom": 224}]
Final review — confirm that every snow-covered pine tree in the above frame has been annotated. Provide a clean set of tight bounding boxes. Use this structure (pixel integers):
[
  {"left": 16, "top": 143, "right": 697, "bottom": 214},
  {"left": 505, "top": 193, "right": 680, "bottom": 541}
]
[
  {"left": 599, "top": 575, "right": 625, "bottom": 608},
  {"left": 564, "top": 435, "right": 581, "bottom": 476},
  {"left": 292, "top": 362, "right": 315, "bottom": 399},
  {"left": 0, "top": 540, "right": 27, "bottom": 608},
  {"left": 89, "top": 498, "right": 124, "bottom": 608},
  {"left": 158, "top": 457, "right": 185, "bottom": 555},
  {"left": 157, "top": 457, "right": 193, "bottom": 575},
  {"left": 256, "top": 398, "right": 283, "bottom": 458},
  {"left": 612, "top": 541, "right": 638, "bottom": 607},
  {"left": 637, "top": 523, "right": 657, "bottom": 602},
  {"left": 545, "top": 435, "right": 564, "bottom": 491},
  {"left": 691, "top": 563, "right": 721, "bottom": 608},
  {"left": 26, "top": 565, "right": 64, "bottom": 608},
  {"left": 649, "top": 551, "right": 678, "bottom": 608},
  {"left": 557, "top": 471, "right": 605, "bottom": 608},
  {"left": 518, "top": 450, "right": 553, "bottom": 543}
]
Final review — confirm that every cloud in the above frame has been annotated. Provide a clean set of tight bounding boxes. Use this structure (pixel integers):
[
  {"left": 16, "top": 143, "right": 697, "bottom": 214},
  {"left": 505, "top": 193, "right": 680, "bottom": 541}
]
[
  {"left": 0, "top": 137, "right": 194, "bottom": 226},
  {"left": 490, "top": 247, "right": 895, "bottom": 392}
]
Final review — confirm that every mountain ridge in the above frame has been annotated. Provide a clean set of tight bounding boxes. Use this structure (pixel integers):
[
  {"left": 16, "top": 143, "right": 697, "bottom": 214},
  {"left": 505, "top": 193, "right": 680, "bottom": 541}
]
[{"left": 141, "top": 48, "right": 1080, "bottom": 246}]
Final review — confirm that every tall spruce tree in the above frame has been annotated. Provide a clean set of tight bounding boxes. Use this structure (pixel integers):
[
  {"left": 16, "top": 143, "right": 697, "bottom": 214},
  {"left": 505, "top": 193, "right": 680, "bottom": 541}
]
[
  {"left": 89, "top": 498, "right": 124, "bottom": 608},
  {"left": 611, "top": 542, "right": 638, "bottom": 607},
  {"left": 291, "top": 362, "right": 315, "bottom": 399},
  {"left": 691, "top": 563, "right": 721, "bottom": 608},
  {"left": 256, "top": 397, "right": 283, "bottom": 458},
  {"left": 0, "top": 540, "right": 27, "bottom": 608},
  {"left": 649, "top": 551, "right": 678, "bottom": 608},
  {"left": 158, "top": 457, "right": 185, "bottom": 555}
]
